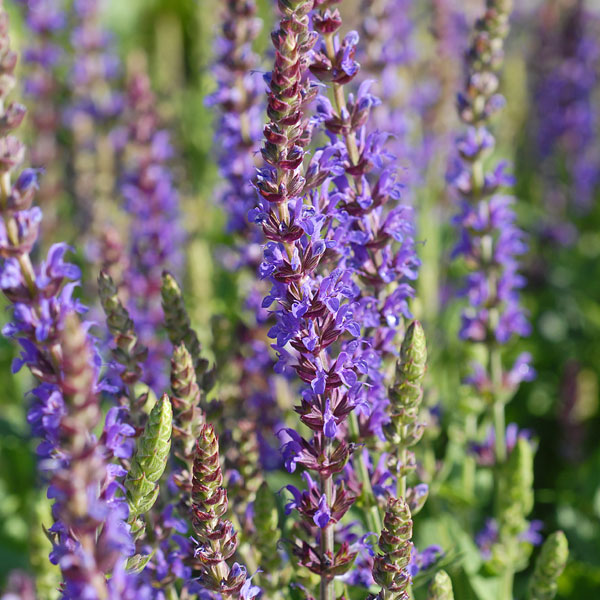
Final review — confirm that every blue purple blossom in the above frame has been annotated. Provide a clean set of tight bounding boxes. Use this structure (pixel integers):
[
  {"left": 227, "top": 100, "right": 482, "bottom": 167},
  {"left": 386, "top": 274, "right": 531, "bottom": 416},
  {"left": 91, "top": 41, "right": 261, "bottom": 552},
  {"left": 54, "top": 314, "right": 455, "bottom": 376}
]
[
  {"left": 0, "top": 10, "right": 143, "bottom": 593},
  {"left": 120, "top": 70, "right": 184, "bottom": 392}
]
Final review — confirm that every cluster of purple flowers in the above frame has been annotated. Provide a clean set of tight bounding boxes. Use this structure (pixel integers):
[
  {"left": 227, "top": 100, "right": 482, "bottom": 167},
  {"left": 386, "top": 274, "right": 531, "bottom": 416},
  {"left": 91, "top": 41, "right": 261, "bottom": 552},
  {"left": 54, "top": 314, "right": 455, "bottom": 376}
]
[
  {"left": 0, "top": 0, "right": 577, "bottom": 597},
  {"left": 18, "top": 0, "right": 66, "bottom": 217},
  {"left": 118, "top": 70, "right": 184, "bottom": 392},
  {"left": 251, "top": 0, "right": 425, "bottom": 592},
  {"left": 0, "top": 5, "right": 142, "bottom": 595},
  {"left": 450, "top": 1, "right": 533, "bottom": 389}
]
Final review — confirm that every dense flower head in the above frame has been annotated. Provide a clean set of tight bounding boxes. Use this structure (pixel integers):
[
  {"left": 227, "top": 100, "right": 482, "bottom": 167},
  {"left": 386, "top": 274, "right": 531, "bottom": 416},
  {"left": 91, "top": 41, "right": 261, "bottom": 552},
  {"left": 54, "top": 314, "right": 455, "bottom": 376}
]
[{"left": 251, "top": 0, "right": 424, "bottom": 591}]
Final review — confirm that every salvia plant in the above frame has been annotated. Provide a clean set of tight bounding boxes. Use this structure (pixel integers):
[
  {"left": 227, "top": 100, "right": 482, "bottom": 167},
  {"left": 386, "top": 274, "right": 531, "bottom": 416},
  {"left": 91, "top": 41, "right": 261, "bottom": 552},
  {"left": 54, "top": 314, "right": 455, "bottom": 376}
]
[{"left": 3, "top": 0, "right": 598, "bottom": 598}]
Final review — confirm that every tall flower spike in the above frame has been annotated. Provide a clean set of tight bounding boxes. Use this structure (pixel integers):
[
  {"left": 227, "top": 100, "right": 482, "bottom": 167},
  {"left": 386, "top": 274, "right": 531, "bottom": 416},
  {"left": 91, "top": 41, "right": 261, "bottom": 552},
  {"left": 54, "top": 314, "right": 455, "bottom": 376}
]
[
  {"left": 170, "top": 342, "right": 206, "bottom": 488},
  {"left": 189, "top": 424, "right": 256, "bottom": 597},
  {"left": 498, "top": 437, "right": 534, "bottom": 540},
  {"left": 0, "top": 6, "right": 142, "bottom": 595},
  {"left": 451, "top": 0, "right": 533, "bottom": 466},
  {"left": 18, "top": 0, "right": 67, "bottom": 235},
  {"left": 207, "top": 0, "right": 264, "bottom": 241},
  {"left": 52, "top": 313, "right": 130, "bottom": 598},
  {"left": 528, "top": 531, "right": 568, "bottom": 600},
  {"left": 385, "top": 321, "right": 428, "bottom": 504},
  {"left": 161, "top": 270, "right": 212, "bottom": 389},
  {"left": 120, "top": 68, "right": 184, "bottom": 392},
  {"left": 428, "top": 570, "right": 454, "bottom": 600},
  {"left": 125, "top": 394, "right": 173, "bottom": 541},
  {"left": 372, "top": 497, "right": 413, "bottom": 600},
  {"left": 309, "top": 3, "right": 422, "bottom": 566},
  {"left": 67, "top": 0, "right": 123, "bottom": 234}
]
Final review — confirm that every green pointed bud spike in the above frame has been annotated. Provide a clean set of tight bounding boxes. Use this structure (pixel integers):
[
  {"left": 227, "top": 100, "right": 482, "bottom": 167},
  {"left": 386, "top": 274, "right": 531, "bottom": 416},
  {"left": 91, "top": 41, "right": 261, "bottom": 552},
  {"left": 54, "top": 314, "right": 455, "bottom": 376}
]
[
  {"left": 98, "top": 270, "right": 147, "bottom": 387},
  {"left": 125, "top": 395, "right": 173, "bottom": 525},
  {"left": 428, "top": 570, "right": 454, "bottom": 600},
  {"left": 499, "top": 437, "right": 534, "bottom": 534},
  {"left": 389, "top": 321, "right": 427, "bottom": 411},
  {"left": 161, "top": 271, "right": 209, "bottom": 383},
  {"left": 170, "top": 343, "right": 206, "bottom": 463},
  {"left": 372, "top": 497, "right": 413, "bottom": 595},
  {"left": 386, "top": 321, "right": 427, "bottom": 444},
  {"left": 528, "top": 531, "right": 568, "bottom": 600},
  {"left": 399, "top": 320, "right": 427, "bottom": 383}
]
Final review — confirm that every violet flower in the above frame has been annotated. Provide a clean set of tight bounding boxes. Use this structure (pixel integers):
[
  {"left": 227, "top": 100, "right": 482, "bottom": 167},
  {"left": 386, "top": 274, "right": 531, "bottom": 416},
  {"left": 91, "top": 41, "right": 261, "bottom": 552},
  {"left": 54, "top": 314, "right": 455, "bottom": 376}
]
[
  {"left": 18, "top": 0, "right": 67, "bottom": 226},
  {"left": 120, "top": 70, "right": 184, "bottom": 392},
  {"left": 66, "top": 0, "right": 123, "bottom": 232},
  {"left": 0, "top": 7, "right": 145, "bottom": 594},
  {"left": 470, "top": 423, "right": 533, "bottom": 466},
  {"left": 449, "top": 0, "right": 533, "bottom": 463},
  {"left": 253, "top": 0, "right": 422, "bottom": 593}
]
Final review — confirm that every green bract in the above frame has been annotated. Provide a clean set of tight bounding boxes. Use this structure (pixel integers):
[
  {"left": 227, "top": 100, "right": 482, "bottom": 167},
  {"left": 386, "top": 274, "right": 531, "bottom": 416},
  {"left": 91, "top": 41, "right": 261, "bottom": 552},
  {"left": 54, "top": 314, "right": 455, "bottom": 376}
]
[
  {"left": 528, "top": 531, "right": 569, "bottom": 600},
  {"left": 428, "top": 570, "right": 454, "bottom": 600},
  {"left": 125, "top": 394, "right": 173, "bottom": 539}
]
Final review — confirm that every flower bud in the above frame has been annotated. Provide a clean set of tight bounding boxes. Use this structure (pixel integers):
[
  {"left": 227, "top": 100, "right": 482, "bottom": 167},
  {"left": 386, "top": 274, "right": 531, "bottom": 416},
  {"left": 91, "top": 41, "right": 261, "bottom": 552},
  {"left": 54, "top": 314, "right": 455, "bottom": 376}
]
[
  {"left": 428, "top": 570, "right": 454, "bottom": 600},
  {"left": 528, "top": 531, "right": 568, "bottom": 600}
]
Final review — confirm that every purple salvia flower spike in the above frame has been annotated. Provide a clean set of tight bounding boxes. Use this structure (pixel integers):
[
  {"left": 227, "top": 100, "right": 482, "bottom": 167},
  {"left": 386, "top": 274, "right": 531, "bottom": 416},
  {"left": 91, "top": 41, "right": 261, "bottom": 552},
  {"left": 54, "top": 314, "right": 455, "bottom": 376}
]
[
  {"left": 120, "top": 69, "right": 184, "bottom": 392},
  {"left": 450, "top": 0, "right": 532, "bottom": 459},
  {"left": 17, "top": 0, "right": 66, "bottom": 237},
  {"left": 0, "top": 7, "right": 147, "bottom": 594}
]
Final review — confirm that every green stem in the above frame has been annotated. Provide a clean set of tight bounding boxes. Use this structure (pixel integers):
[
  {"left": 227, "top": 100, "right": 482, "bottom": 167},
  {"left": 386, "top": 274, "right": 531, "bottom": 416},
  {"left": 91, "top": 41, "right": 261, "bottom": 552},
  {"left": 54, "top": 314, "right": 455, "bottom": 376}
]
[
  {"left": 320, "top": 472, "right": 334, "bottom": 600},
  {"left": 493, "top": 396, "right": 506, "bottom": 464},
  {"left": 349, "top": 413, "right": 382, "bottom": 534},
  {"left": 463, "top": 412, "right": 477, "bottom": 499},
  {"left": 501, "top": 567, "right": 514, "bottom": 600},
  {"left": 397, "top": 440, "right": 407, "bottom": 500}
]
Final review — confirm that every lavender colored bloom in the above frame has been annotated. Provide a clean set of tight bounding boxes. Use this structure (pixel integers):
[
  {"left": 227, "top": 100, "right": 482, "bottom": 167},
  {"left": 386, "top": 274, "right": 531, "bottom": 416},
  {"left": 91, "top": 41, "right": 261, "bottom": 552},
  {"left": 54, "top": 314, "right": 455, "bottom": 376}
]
[
  {"left": 65, "top": 0, "right": 123, "bottom": 233},
  {"left": 17, "top": 0, "right": 66, "bottom": 228},
  {"left": 407, "top": 545, "right": 443, "bottom": 577},
  {"left": 0, "top": 9, "right": 144, "bottom": 594},
  {"left": 120, "top": 70, "right": 184, "bottom": 391},
  {"left": 476, "top": 518, "right": 543, "bottom": 560},
  {"left": 475, "top": 518, "right": 499, "bottom": 560},
  {"left": 450, "top": 0, "right": 532, "bottom": 404}
]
